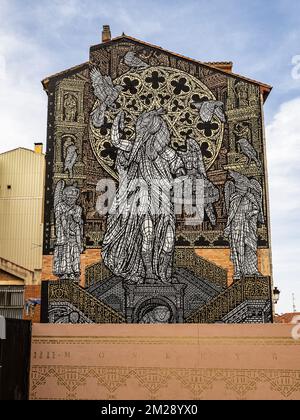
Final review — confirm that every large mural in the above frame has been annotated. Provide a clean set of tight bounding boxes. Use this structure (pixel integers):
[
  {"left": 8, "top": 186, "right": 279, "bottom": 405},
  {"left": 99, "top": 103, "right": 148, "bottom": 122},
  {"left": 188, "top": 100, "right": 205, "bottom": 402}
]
[{"left": 42, "top": 35, "right": 273, "bottom": 324}]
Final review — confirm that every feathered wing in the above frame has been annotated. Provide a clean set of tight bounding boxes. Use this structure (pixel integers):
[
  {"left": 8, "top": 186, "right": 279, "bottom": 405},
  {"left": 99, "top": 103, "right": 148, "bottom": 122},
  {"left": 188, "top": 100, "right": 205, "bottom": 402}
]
[
  {"left": 90, "top": 68, "right": 107, "bottom": 102},
  {"left": 224, "top": 180, "right": 235, "bottom": 215},
  {"left": 214, "top": 103, "right": 226, "bottom": 123},
  {"left": 64, "top": 147, "right": 76, "bottom": 172},
  {"left": 91, "top": 102, "right": 106, "bottom": 128},
  {"left": 189, "top": 138, "right": 206, "bottom": 176},
  {"left": 198, "top": 100, "right": 226, "bottom": 123},
  {"left": 250, "top": 179, "right": 265, "bottom": 224},
  {"left": 103, "top": 75, "right": 117, "bottom": 100},
  {"left": 70, "top": 151, "right": 77, "bottom": 169},
  {"left": 239, "top": 139, "right": 261, "bottom": 168},
  {"left": 124, "top": 51, "right": 148, "bottom": 69},
  {"left": 199, "top": 102, "right": 215, "bottom": 123},
  {"left": 104, "top": 75, "right": 114, "bottom": 88},
  {"left": 54, "top": 180, "right": 65, "bottom": 209}
]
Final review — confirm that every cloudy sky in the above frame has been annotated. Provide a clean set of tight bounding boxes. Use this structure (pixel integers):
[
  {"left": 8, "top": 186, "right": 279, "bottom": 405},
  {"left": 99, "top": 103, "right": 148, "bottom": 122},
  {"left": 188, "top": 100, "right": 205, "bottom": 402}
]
[{"left": 0, "top": 0, "right": 299, "bottom": 313}]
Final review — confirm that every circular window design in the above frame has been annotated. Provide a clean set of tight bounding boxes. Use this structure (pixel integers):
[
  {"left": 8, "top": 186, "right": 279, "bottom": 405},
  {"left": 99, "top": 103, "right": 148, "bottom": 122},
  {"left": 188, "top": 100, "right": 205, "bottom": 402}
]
[{"left": 89, "top": 66, "right": 224, "bottom": 179}]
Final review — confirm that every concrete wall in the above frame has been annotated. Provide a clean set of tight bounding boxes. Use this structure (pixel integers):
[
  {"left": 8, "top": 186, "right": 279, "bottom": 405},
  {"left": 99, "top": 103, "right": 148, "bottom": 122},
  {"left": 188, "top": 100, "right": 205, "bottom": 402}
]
[{"left": 30, "top": 324, "right": 300, "bottom": 400}]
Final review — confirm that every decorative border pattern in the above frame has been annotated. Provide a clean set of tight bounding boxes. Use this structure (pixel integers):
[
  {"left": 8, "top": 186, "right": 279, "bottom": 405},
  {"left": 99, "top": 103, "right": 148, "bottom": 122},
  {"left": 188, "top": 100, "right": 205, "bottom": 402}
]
[{"left": 30, "top": 365, "right": 300, "bottom": 400}]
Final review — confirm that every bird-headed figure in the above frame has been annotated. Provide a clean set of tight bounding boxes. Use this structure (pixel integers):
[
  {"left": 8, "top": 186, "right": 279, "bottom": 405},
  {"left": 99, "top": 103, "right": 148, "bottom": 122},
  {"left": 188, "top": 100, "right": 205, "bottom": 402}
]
[
  {"left": 64, "top": 144, "right": 78, "bottom": 178},
  {"left": 237, "top": 138, "right": 262, "bottom": 169},
  {"left": 90, "top": 67, "right": 123, "bottom": 128}
]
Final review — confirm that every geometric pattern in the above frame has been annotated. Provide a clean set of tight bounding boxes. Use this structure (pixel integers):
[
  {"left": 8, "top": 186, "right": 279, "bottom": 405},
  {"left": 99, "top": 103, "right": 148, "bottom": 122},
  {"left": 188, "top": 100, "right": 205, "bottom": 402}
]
[
  {"left": 30, "top": 366, "right": 300, "bottom": 400},
  {"left": 90, "top": 66, "right": 224, "bottom": 179},
  {"left": 42, "top": 35, "right": 273, "bottom": 325},
  {"left": 30, "top": 320, "right": 300, "bottom": 401}
]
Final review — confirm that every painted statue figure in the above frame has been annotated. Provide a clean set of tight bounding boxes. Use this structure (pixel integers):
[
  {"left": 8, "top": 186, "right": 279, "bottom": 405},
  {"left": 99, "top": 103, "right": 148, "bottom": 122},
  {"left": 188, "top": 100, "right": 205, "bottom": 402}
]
[
  {"left": 234, "top": 81, "right": 249, "bottom": 108},
  {"left": 178, "top": 137, "right": 219, "bottom": 226},
  {"left": 90, "top": 67, "right": 123, "bottom": 128},
  {"left": 102, "top": 108, "right": 185, "bottom": 285},
  {"left": 53, "top": 181, "right": 83, "bottom": 280},
  {"left": 64, "top": 93, "right": 77, "bottom": 122},
  {"left": 224, "top": 171, "right": 264, "bottom": 280}
]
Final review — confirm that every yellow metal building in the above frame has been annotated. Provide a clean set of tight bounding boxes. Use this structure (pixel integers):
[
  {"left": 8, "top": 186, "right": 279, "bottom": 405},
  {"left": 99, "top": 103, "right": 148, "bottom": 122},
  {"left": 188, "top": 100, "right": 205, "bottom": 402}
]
[{"left": 0, "top": 145, "right": 45, "bottom": 318}]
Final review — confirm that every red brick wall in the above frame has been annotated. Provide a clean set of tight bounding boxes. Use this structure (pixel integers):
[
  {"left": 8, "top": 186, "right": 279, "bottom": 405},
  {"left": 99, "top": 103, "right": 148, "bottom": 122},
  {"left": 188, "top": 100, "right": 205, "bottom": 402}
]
[
  {"left": 41, "top": 247, "right": 271, "bottom": 288},
  {"left": 41, "top": 250, "right": 102, "bottom": 282},
  {"left": 195, "top": 248, "right": 271, "bottom": 286},
  {"left": 23, "top": 285, "right": 41, "bottom": 323}
]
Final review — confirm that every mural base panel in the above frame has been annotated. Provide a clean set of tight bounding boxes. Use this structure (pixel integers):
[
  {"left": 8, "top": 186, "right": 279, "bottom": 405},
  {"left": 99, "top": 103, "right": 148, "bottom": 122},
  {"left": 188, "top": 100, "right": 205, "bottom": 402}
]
[{"left": 30, "top": 323, "right": 300, "bottom": 400}]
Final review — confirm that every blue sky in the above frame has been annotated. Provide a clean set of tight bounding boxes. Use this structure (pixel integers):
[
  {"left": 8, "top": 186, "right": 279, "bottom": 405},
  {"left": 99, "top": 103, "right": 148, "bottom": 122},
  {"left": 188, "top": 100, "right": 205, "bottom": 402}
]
[{"left": 0, "top": 0, "right": 299, "bottom": 313}]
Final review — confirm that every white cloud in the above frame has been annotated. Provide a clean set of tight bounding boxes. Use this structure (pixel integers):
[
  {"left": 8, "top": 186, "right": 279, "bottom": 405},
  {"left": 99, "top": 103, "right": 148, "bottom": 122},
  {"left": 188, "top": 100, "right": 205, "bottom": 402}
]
[
  {"left": 0, "top": 30, "right": 48, "bottom": 153},
  {"left": 0, "top": 54, "right": 6, "bottom": 80},
  {"left": 266, "top": 97, "right": 300, "bottom": 313}
]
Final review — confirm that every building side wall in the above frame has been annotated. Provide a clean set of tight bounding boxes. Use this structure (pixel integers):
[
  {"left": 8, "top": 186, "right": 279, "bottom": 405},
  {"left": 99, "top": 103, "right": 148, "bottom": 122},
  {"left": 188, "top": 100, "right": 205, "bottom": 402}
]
[
  {"left": 40, "top": 38, "right": 273, "bottom": 324},
  {"left": 0, "top": 149, "right": 45, "bottom": 281}
]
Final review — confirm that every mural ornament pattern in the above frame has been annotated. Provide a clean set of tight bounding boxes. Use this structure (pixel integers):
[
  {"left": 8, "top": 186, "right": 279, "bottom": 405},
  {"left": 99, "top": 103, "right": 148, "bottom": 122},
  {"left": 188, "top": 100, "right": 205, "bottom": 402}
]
[
  {"left": 89, "top": 66, "right": 225, "bottom": 180},
  {"left": 44, "top": 41, "right": 272, "bottom": 325}
]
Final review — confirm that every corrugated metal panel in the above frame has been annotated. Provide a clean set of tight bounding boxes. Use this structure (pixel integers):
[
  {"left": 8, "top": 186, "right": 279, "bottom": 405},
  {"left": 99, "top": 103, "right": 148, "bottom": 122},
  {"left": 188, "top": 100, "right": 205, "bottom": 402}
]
[{"left": 0, "top": 149, "right": 45, "bottom": 274}]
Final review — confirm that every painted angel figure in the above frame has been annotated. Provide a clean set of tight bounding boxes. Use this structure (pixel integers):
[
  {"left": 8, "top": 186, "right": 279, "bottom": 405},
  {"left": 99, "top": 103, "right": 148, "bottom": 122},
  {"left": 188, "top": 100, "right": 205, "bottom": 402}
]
[
  {"left": 224, "top": 171, "right": 265, "bottom": 281},
  {"left": 102, "top": 108, "right": 185, "bottom": 285},
  {"left": 90, "top": 67, "right": 123, "bottom": 128},
  {"left": 53, "top": 181, "right": 84, "bottom": 281},
  {"left": 177, "top": 138, "right": 220, "bottom": 226}
]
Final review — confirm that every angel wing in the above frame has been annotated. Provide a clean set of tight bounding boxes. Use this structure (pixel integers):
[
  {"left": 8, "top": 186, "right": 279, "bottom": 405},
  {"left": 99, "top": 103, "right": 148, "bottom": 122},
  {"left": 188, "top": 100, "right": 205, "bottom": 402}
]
[
  {"left": 214, "top": 103, "right": 226, "bottom": 123},
  {"left": 224, "top": 180, "right": 235, "bottom": 215},
  {"left": 54, "top": 180, "right": 65, "bottom": 209},
  {"left": 103, "top": 75, "right": 115, "bottom": 96},
  {"left": 104, "top": 75, "right": 113, "bottom": 87},
  {"left": 195, "top": 100, "right": 226, "bottom": 123},
  {"left": 90, "top": 68, "right": 108, "bottom": 103},
  {"left": 250, "top": 179, "right": 265, "bottom": 224},
  {"left": 90, "top": 102, "right": 106, "bottom": 128}
]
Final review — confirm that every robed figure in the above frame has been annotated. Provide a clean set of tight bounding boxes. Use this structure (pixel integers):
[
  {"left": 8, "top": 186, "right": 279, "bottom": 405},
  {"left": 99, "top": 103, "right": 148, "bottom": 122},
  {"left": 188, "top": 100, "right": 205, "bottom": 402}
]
[
  {"left": 224, "top": 171, "right": 264, "bottom": 280},
  {"left": 102, "top": 109, "right": 185, "bottom": 285},
  {"left": 53, "top": 182, "right": 83, "bottom": 281}
]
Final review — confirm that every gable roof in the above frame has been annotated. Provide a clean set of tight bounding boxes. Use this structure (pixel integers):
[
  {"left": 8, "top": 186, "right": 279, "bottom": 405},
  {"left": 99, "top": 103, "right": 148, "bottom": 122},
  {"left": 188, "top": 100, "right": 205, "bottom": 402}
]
[
  {"left": 0, "top": 147, "right": 44, "bottom": 156},
  {"left": 42, "top": 34, "right": 272, "bottom": 101}
]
